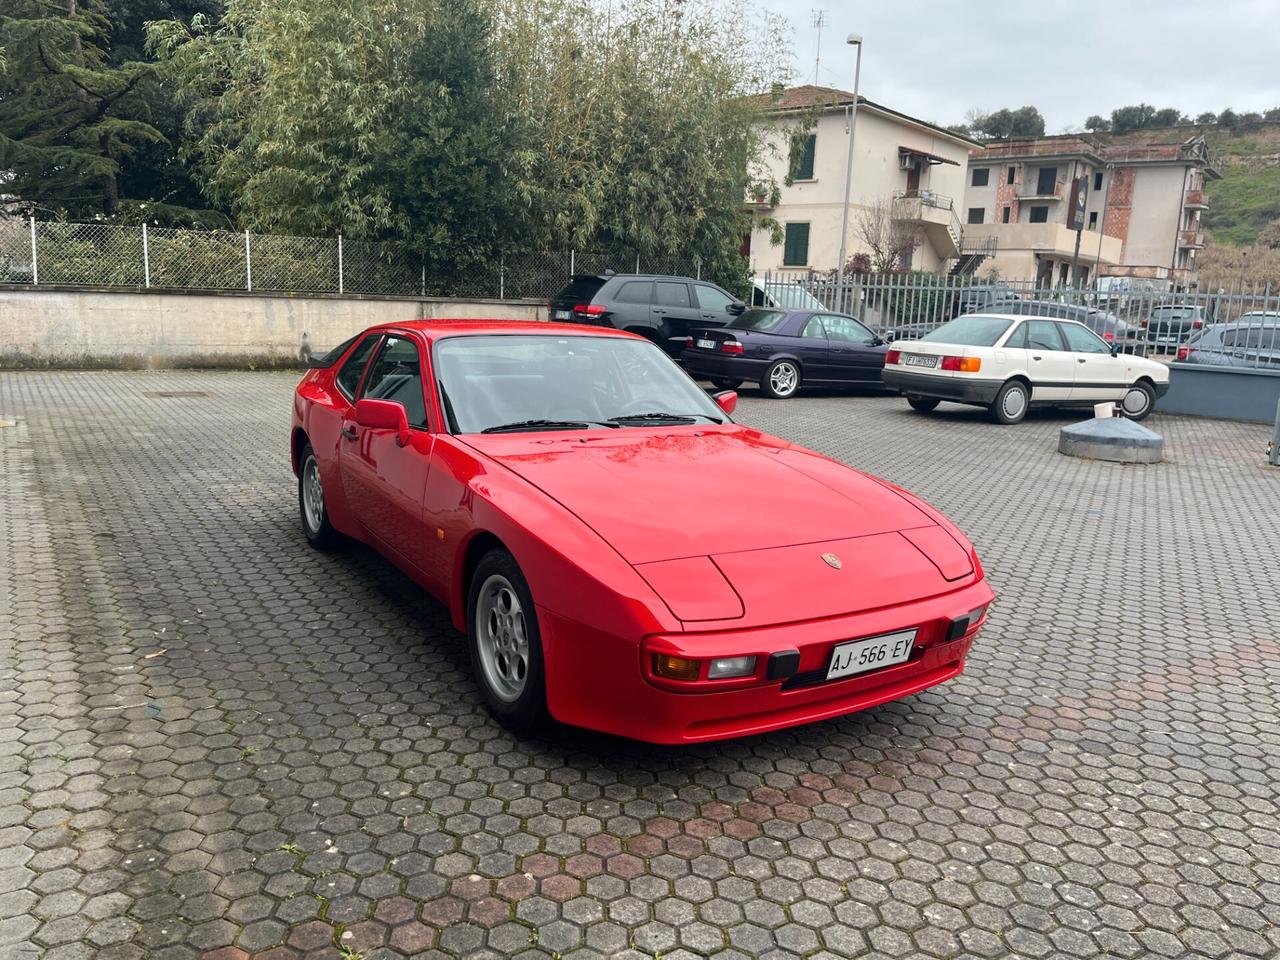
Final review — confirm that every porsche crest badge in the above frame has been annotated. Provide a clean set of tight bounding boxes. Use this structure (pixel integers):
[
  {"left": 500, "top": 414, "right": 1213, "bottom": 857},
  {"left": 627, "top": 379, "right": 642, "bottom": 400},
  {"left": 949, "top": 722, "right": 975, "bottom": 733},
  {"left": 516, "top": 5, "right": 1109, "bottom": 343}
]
[{"left": 822, "top": 553, "right": 842, "bottom": 570}]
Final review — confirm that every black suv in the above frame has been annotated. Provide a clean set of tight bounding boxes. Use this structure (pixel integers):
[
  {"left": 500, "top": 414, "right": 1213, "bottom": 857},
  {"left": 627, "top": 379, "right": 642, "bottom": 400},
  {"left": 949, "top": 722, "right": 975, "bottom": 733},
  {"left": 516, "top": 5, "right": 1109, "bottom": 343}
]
[{"left": 549, "top": 273, "right": 746, "bottom": 355}]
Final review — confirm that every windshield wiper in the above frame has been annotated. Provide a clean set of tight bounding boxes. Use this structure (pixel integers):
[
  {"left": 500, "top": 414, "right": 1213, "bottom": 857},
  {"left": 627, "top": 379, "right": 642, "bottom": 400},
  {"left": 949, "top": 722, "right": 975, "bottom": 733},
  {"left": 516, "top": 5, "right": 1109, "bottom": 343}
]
[
  {"left": 481, "top": 418, "right": 615, "bottom": 434},
  {"left": 608, "top": 412, "right": 722, "bottom": 425}
]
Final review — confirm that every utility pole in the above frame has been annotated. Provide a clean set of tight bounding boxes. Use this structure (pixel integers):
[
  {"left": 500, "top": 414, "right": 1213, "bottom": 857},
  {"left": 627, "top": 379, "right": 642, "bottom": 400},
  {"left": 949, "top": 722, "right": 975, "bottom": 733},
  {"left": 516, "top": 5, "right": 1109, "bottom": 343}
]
[{"left": 836, "top": 34, "right": 863, "bottom": 285}]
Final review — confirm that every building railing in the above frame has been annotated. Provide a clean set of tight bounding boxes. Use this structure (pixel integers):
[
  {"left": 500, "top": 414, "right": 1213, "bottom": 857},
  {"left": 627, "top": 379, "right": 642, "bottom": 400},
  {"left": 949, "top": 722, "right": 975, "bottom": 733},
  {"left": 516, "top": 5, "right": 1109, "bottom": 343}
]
[
  {"left": 1184, "top": 189, "right": 1207, "bottom": 207},
  {"left": 1179, "top": 229, "right": 1206, "bottom": 248},
  {"left": 1016, "top": 180, "right": 1065, "bottom": 200}
]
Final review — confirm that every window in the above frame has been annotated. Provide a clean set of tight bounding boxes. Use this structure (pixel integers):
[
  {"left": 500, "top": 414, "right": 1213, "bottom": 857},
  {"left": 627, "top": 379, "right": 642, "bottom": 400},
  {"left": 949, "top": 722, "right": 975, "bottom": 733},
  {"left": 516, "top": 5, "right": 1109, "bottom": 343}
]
[
  {"left": 1036, "top": 166, "right": 1057, "bottom": 195},
  {"left": 615, "top": 280, "right": 652, "bottom": 304},
  {"left": 1029, "top": 206, "right": 1049, "bottom": 223},
  {"left": 1059, "top": 322, "right": 1110, "bottom": 354},
  {"left": 801, "top": 317, "right": 827, "bottom": 339},
  {"left": 694, "top": 284, "right": 736, "bottom": 312},
  {"left": 1094, "top": 171, "right": 1103, "bottom": 191},
  {"left": 818, "top": 315, "right": 874, "bottom": 344},
  {"left": 971, "top": 168, "right": 990, "bottom": 187},
  {"left": 1005, "top": 323, "right": 1028, "bottom": 349},
  {"left": 783, "top": 223, "right": 810, "bottom": 266},
  {"left": 336, "top": 335, "right": 379, "bottom": 400},
  {"left": 792, "top": 134, "right": 816, "bottom": 180},
  {"left": 361, "top": 335, "right": 428, "bottom": 428},
  {"left": 1088, "top": 211, "right": 1098, "bottom": 229},
  {"left": 1024, "top": 320, "right": 1065, "bottom": 351},
  {"left": 922, "top": 316, "right": 1013, "bottom": 346},
  {"left": 967, "top": 207, "right": 985, "bottom": 225},
  {"left": 1001, "top": 206, "right": 1011, "bottom": 223},
  {"left": 655, "top": 281, "right": 690, "bottom": 308},
  {"left": 729, "top": 309, "right": 788, "bottom": 332},
  {"left": 1007, "top": 166, "right": 1016, "bottom": 185}
]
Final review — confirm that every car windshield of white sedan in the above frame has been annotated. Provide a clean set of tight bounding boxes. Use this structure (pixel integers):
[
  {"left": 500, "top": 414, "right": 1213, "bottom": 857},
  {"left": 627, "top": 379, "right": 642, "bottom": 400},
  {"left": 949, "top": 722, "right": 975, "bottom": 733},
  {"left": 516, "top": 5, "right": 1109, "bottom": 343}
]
[
  {"left": 434, "top": 335, "right": 726, "bottom": 434},
  {"left": 923, "top": 316, "right": 1013, "bottom": 346}
]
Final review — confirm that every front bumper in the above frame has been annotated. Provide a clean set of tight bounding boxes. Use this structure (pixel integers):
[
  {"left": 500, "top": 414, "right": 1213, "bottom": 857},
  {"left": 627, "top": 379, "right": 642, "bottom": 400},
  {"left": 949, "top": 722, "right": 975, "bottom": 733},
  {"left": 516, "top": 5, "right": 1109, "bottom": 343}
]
[
  {"left": 1153, "top": 380, "right": 1171, "bottom": 398},
  {"left": 882, "top": 368, "right": 1003, "bottom": 404},
  {"left": 540, "top": 578, "right": 994, "bottom": 744}
]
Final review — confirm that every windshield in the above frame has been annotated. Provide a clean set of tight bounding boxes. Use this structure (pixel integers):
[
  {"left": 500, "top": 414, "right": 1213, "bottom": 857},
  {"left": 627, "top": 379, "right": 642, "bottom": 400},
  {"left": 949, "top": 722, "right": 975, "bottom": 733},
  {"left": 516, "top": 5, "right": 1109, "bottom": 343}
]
[
  {"left": 923, "top": 315, "right": 1014, "bottom": 346},
  {"left": 728, "top": 309, "right": 787, "bottom": 331},
  {"left": 757, "top": 282, "right": 827, "bottom": 310},
  {"left": 433, "top": 335, "right": 726, "bottom": 434}
]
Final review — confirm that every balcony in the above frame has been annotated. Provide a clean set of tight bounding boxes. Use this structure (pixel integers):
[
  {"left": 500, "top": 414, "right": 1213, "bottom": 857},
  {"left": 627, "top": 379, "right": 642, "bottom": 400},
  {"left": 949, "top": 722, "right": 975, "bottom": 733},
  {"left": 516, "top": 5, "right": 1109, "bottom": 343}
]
[
  {"left": 1016, "top": 180, "right": 1064, "bottom": 201},
  {"left": 1184, "top": 189, "right": 1207, "bottom": 209},
  {"left": 1178, "top": 228, "right": 1205, "bottom": 249},
  {"left": 964, "top": 222, "right": 1122, "bottom": 265},
  {"left": 892, "top": 192, "right": 961, "bottom": 258}
]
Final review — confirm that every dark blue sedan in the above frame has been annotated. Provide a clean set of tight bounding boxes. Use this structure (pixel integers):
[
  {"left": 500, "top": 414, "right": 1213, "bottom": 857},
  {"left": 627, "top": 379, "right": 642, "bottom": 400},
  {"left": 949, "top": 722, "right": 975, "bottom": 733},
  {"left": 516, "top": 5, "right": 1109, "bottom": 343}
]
[{"left": 682, "top": 308, "right": 889, "bottom": 398}]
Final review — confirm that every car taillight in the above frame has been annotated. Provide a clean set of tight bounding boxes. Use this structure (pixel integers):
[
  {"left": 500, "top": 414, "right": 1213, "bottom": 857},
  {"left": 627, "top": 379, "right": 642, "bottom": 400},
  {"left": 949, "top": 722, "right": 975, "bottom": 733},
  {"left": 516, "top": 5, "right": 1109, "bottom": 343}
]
[
  {"left": 572, "top": 303, "right": 606, "bottom": 317},
  {"left": 1103, "top": 332, "right": 1115, "bottom": 341},
  {"left": 1192, "top": 319, "right": 1203, "bottom": 329},
  {"left": 721, "top": 340, "right": 744, "bottom": 354},
  {"left": 1139, "top": 319, "right": 1148, "bottom": 328},
  {"left": 885, "top": 349, "right": 901, "bottom": 365},
  {"left": 1177, "top": 345, "right": 1191, "bottom": 361},
  {"left": 940, "top": 355, "right": 981, "bottom": 372}
]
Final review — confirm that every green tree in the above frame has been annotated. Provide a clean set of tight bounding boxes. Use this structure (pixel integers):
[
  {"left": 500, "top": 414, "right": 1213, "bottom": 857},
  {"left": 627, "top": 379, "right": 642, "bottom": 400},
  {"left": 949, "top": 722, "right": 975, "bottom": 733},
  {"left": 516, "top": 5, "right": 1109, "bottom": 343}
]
[
  {"left": 1110, "top": 103, "right": 1157, "bottom": 133},
  {"left": 1084, "top": 114, "right": 1111, "bottom": 132},
  {"left": 971, "top": 105, "right": 1044, "bottom": 139},
  {"left": 1218, "top": 107, "right": 1239, "bottom": 127},
  {"left": 1150, "top": 107, "right": 1187, "bottom": 127},
  {"left": 1195, "top": 111, "right": 1218, "bottom": 124}
]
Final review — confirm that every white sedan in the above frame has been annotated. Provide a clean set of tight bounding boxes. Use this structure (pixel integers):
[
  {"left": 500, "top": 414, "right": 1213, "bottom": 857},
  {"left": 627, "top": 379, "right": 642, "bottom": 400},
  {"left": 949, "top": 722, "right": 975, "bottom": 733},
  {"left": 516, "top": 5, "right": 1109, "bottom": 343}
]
[{"left": 882, "top": 313, "right": 1170, "bottom": 424}]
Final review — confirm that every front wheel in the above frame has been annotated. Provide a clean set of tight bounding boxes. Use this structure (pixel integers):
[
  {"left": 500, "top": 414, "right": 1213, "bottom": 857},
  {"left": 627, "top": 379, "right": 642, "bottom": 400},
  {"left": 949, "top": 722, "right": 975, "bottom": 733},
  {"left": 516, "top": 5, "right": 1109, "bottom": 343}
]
[
  {"left": 1120, "top": 381, "right": 1155, "bottom": 421},
  {"left": 988, "top": 380, "right": 1029, "bottom": 424},
  {"left": 907, "top": 396, "right": 939, "bottom": 413},
  {"left": 761, "top": 359, "right": 801, "bottom": 399},
  {"left": 298, "top": 443, "right": 339, "bottom": 549},
  {"left": 467, "top": 550, "right": 548, "bottom": 733}
]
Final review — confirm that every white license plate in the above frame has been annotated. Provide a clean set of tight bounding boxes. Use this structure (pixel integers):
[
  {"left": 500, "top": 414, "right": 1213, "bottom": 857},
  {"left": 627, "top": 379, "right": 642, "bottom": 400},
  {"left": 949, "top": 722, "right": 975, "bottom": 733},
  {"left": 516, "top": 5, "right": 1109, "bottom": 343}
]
[
  {"left": 696, "top": 338, "right": 716, "bottom": 350},
  {"left": 553, "top": 309, "right": 572, "bottom": 320},
  {"left": 826, "top": 629, "right": 916, "bottom": 681},
  {"left": 903, "top": 354, "right": 938, "bottom": 368}
]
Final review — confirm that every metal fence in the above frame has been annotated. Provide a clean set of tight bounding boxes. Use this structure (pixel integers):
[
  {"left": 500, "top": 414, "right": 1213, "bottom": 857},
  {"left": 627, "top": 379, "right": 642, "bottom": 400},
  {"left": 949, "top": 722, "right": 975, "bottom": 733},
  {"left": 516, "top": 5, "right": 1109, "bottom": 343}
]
[
  {"left": 0, "top": 217, "right": 702, "bottom": 301},
  {"left": 758, "top": 270, "right": 1280, "bottom": 371}
]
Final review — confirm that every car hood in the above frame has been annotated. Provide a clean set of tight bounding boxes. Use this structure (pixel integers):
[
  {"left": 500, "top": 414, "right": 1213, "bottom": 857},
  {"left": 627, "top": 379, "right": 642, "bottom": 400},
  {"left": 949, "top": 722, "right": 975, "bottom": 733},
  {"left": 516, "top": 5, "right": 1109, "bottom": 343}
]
[{"left": 463, "top": 426, "right": 937, "bottom": 566}]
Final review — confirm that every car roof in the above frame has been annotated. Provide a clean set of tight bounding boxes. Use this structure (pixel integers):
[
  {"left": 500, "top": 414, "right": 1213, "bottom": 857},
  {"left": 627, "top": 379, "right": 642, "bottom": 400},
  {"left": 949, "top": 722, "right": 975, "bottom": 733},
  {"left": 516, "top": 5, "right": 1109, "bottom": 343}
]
[
  {"left": 965, "top": 313, "right": 1089, "bottom": 327},
  {"left": 575, "top": 273, "right": 703, "bottom": 282},
  {"left": 363, "top": 319, "right": 642, "bottom": 342}
]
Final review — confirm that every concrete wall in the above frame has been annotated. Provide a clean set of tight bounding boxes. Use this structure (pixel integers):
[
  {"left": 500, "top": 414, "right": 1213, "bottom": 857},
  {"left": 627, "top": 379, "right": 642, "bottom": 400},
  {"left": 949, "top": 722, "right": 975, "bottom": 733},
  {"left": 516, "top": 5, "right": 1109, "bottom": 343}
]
[
  {"left": 1123, "top": 165, "right": 1186, "bottom": 270},
  {"left": 0, "top": 287, "right": 545, "bottom": 368},
  {"left": 1157, "top": 363, "right": 1280, "bottom": 423}
]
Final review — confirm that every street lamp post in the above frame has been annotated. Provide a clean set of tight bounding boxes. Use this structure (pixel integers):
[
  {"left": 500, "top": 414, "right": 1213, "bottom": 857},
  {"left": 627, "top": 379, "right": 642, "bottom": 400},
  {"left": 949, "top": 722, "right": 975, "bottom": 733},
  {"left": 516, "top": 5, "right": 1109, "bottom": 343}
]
[{"left": 836, "top": 33, "right": 863, "bottom": 287}]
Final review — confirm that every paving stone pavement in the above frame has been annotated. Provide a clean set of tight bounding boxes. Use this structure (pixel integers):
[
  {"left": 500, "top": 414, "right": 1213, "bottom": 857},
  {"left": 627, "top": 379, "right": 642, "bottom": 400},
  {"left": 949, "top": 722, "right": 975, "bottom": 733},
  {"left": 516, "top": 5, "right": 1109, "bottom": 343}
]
[{"left": 2, "top": 370, "right": 1279, "bottom": 960}]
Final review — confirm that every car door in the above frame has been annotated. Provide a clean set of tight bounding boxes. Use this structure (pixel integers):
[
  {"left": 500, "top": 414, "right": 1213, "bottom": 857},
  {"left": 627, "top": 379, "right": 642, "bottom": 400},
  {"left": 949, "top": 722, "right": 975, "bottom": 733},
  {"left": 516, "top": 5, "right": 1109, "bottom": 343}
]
[
  {"left": 338, "top": 333, "right": 435, "bottom": 569},
  {"left": 817, "top": 314, "right": 885, "bottom": 383},
  {"left": 692, "top": 282, "right": 742, "bottom": 328},
  {"left": 795, "top": 314, "right": 835, "bottom": 381},
  {"left": 609, "top": 279, "right": 653, "bottom": 331},
  {"left": 651, "top": 280, "right": 699, "bottom": 349},
  {"left": 1058, "top": 321, "right": 1127, "bottom": 401},
  {"left": 1021, "top": 319, "right": 1075, "bottom": 401}
]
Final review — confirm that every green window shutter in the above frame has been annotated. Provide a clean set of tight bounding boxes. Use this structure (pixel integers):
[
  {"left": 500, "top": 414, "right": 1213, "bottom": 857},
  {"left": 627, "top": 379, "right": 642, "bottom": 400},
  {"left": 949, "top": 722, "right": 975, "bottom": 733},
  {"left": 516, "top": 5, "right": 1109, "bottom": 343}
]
[
  {"left": 795, "top": 134, "right": 816, "bottom": 180},
  {"left": 783, "top": 223, "right": 810, "bottom": 266}
]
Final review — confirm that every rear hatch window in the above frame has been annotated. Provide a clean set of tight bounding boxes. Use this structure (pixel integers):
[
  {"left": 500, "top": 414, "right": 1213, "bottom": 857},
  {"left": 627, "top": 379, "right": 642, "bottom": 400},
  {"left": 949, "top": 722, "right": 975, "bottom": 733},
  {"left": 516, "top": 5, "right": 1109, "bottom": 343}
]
[
  {"left": 551, "top": 276, "right": 607, "bottom": 304},
  {"left": 728, "top": 309, "right": 788, "bottom": 331},
  {"left": 922, "top": 315, "right": 1013, "bottom": 346}
]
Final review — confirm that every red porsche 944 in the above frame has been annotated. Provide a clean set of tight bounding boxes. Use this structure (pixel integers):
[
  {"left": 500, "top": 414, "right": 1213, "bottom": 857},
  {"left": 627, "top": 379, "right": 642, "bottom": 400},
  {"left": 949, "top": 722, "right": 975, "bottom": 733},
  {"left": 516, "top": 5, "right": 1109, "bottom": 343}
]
[{"left": 291, "top": 321, "right": 993, "bottom": 744}]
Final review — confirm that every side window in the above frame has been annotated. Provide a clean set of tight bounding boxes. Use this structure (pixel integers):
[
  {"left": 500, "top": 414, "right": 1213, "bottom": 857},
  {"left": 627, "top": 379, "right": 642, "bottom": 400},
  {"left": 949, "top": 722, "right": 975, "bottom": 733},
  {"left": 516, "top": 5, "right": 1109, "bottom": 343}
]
[
  {"left": 655, "top": 281, "right": 691, "bottom": 308},
  {"left": 695, "top": 284, "right": 736, "bottom": 312},
  {"left": 801, "top": 317, "right": 827, "bottom": 339},
  {"left": 615, "top": 281, "right": 652, "bottom": 304},
  {"left": 1059, "top": 323, "right": 1110, "bottom": 354},
  {"left": 820, "top": 315, "right": 874, "bottom": 344},
  {"left": 360, "top": 335, "right": 429, "bottom": 428},
  {"left": 336, "top": 335, "right": 379, "bottom": 400},
  {"left": 1025, "top": 320, "right": 1065, "bottom": 351}
]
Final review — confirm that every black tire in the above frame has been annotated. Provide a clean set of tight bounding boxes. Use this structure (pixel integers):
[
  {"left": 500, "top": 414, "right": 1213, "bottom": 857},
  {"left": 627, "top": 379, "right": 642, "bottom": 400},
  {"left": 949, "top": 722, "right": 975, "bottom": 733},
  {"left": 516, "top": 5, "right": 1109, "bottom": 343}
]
[
  {"left": 1119, "top": 380, "right": 1156, "bottom": 421},
  {"left": 298, "top": 443, "right": 339, "bottom": 549},
  {"left": 760, "top": 359, "right": 801, "bottom": 399},
  {"left": 711, "top": 378, "right": 743, "bottom": 391},
  {"left": 467, "top": 549, "right": 548, "bottom": 733},
  {"left": 907, "top": 396, "right": 940, "bottom": 413},
  {"left": 988, "top": 380, "right": 1030, "bottom": 425}
]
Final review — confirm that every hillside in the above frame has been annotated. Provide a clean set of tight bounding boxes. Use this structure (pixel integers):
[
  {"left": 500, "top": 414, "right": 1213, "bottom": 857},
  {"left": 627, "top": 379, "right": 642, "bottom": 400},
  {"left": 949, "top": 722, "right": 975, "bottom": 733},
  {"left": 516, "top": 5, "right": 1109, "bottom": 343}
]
[{"left": 1101, "top": 122, "right": 1280, "bottom": 246}]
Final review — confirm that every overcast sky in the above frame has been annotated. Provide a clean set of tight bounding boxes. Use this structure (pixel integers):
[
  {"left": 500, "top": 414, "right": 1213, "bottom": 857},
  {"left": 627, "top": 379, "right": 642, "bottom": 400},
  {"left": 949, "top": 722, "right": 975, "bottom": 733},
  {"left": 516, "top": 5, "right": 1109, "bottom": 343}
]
[{"left": 757, "top": 0, "right": 1280, "bottom": 131}]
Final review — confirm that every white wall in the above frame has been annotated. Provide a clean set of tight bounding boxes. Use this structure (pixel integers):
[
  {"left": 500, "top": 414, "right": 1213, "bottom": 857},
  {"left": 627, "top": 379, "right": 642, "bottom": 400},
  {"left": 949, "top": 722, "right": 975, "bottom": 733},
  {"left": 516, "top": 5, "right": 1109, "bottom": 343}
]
[{"left": 1123, "top": 165, "right": 1186, "bottom": 270}]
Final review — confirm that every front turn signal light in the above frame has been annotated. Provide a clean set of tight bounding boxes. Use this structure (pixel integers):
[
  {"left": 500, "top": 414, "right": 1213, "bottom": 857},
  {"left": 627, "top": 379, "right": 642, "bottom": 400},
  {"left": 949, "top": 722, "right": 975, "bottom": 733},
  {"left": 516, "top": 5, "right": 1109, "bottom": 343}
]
[{"left": 652, "top": 654, "right": 700, "bottom": 681}]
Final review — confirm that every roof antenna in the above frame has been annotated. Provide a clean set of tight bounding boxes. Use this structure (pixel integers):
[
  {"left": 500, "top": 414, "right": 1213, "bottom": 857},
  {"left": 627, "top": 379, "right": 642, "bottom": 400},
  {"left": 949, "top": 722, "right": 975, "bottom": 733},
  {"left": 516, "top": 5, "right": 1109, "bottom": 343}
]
[{"left": 810, "top": 9, "right": 826, "bottom": 85}]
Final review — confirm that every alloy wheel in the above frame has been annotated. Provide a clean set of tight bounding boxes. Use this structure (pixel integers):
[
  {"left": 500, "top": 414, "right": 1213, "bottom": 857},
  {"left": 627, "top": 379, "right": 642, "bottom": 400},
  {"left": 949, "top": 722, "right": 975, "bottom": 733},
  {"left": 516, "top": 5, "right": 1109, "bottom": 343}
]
[
  {"left": 770, "top": 362, "right": 799, "bottom": 397},
  {"left": 475, "top": 574, "right": 529, "bottom": 703},
  {"left": 302, "top": 456, "right": 325, "bottom": 534}
]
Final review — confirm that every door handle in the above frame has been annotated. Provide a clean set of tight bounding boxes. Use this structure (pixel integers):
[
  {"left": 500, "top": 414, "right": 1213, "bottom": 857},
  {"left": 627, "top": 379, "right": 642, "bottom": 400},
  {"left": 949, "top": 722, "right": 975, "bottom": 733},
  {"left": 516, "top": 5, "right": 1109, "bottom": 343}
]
[
  {"left": 1077, "top": 358, "right": 1087, "bottom": 364},
  {"left": 653, "top": 309, "right": 666, "bottom": 315},
  {"left": 341, "top": 425, "right": 358, "bottom": 441},
  {"left": 1032, "top": 355, "right": 1043, "bottom": 361}
]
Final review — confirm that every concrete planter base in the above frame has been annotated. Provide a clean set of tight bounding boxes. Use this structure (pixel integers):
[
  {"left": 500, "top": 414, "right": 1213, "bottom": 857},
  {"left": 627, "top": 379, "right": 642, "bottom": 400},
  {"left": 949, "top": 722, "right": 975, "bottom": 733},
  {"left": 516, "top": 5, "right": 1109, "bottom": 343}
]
[{"left": 1059, "top": 417, "right": 1164, "bottom": 463}]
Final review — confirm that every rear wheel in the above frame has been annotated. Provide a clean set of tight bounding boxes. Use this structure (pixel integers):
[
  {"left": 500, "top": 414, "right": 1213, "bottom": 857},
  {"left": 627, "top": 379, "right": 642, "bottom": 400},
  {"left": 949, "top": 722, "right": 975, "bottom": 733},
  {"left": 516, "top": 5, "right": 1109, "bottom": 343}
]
[
  {"left": 298, "top": 443, "right": 339, "bottom": 549},
  {"left": 907, "top": 396, "right": 939, "bottom": 413},
  {"left": 761, "top": 359, "right": 801, "bottom": 399},
  {"left": 467, "top": 550, "right": 548, "bottom": 733},
  {"left": 711, "top": 378, "right": 743, "bottom": 391},
  {"left": 1120, "top": 380, "right": 1155, "bottom": 421},
  {"left": 988, "top": 380, "right": 1029, "bottom": 424}
]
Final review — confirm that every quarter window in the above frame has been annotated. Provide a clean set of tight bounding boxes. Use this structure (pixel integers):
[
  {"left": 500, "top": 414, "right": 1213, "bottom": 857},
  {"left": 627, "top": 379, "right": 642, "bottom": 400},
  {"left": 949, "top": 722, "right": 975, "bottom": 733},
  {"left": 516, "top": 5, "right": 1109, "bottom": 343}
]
[
  {"left": 783, "top": 223, "right": 810, "bottom": 266},
  {"left": 655, "top": 281, "right": 691, "bottom": 308},
  {"left": 615, "top": 280, "right": 653, "bottom": 304},
  {"left": 336, "top": 335, "right": 379, "bottom": 400},
  {"left": 360, "top": 335, "right": 429, "bottom": 427}
]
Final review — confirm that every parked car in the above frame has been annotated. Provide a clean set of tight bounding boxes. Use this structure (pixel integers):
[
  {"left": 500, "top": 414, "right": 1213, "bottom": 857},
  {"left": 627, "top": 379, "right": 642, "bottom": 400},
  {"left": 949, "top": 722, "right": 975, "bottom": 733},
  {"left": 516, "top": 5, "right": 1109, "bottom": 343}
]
[
  {"left": 292, "top": 320, "right": 994, "bottom": 743},
  {"left": 548, "top": 273, "right": 745, "bottom": 355},
  {"left": 979, "top": 299, "right": 1143, "bottom": 351},
  {"left": 1142, "top": 303, "right": 1211, "bottom": 348},
  {"left": 1178, "top": 313, "right": 1280, "bottom": 367},
  {"left": 749, "top": 277, "right": 830, "bottom": 310},
  {"left": 682, "top": 308, "right": 889, "bottom": 398},
  {"left": 882, "top": 313, "right": 1171, "bottom": 424},
  {"left": 949, "top": 283, "right": 1020, "bottom": 319}
]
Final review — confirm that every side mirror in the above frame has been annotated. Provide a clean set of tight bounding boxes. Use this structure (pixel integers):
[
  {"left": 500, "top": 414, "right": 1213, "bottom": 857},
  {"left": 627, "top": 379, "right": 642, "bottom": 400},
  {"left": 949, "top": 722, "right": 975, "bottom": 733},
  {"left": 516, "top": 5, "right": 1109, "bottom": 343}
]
[
  {"left": 355, "top": 398, "right": 411, "bottom": 447},
  {"left": 713, "top": 390, "right": 738, "bottom": 415},
  {"left": 871, "top": 336, "right": 885, "bottom": 347},
  {"left": 1110, "top": 343, "right": 1119, "bottom": 356},
  {"left": 727, "top": 302, "right": 746, "bottom": 316},
  {"left": 883, "top": 330, "right": 897, "bottom": 342}
]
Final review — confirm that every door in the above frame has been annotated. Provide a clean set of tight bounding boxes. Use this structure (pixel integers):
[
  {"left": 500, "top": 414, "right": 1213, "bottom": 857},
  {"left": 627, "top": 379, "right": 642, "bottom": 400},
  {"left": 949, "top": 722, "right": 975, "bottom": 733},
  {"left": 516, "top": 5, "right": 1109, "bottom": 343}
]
[
  {"left": 692, "top": 282, "right": 741, "bottom": 328},
  {"left": 796, "top": 315, "right": 835, "bottom": 381},
  {"left": 339, "top": 333, "right": 434, "bottom": 568},
  {"left": 905, "top": 161, "right": 920, "bottom": 194},
  {"left": 816, "top": 314, "right": 884, "bottom": 383},
  {"left": 610, "top": 279, "right": 653, "bottom": 331},
  {"left": 651, "top": 280, "right": 699, "bottom": 351},
  {"left": 1020, "top": 319, "right": 1075, "bottom": 401},
  {"left": 1058, "top": 322, "right": 1127, "bottom": 401}
]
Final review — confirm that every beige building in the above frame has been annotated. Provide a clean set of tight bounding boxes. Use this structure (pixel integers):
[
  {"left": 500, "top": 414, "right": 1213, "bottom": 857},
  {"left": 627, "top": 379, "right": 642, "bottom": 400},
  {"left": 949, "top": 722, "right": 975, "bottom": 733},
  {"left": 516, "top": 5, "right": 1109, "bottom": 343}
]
[
  {"left": 745, "top": 86, "right": 983, "bottom": 275},
  {"left": 962, "top": 134, "right": 1218, "bottom": 287}
]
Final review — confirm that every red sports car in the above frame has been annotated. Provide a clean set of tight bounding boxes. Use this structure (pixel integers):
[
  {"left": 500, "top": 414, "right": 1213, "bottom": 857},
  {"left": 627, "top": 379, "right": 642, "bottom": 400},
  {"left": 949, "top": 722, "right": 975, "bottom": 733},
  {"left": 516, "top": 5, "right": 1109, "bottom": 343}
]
[{"left": 291, "top": 321, "right": 994, "bottom": 744}]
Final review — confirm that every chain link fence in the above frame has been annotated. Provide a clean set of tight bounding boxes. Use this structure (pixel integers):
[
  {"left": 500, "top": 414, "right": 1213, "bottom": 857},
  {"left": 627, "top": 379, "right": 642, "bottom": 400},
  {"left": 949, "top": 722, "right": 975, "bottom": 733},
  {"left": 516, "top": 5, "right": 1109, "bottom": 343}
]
[{"left": 0, "top": 218, "right": 703, "bottom": 301}]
